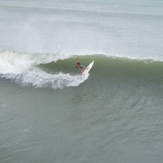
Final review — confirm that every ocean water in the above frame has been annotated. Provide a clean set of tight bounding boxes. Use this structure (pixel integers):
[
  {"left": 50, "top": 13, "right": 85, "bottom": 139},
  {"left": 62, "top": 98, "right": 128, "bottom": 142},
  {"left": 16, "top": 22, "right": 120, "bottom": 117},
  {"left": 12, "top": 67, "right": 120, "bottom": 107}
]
[{"left": 0, "top": 0, "right": 163, "bottom": 163}]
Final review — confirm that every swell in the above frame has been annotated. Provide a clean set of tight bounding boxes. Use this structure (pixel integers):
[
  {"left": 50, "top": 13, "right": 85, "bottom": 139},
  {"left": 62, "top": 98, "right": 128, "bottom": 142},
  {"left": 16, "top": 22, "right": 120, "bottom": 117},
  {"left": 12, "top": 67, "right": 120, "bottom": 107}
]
[{"left": 1, "top": 1, "right": 163, "bottom": 17}]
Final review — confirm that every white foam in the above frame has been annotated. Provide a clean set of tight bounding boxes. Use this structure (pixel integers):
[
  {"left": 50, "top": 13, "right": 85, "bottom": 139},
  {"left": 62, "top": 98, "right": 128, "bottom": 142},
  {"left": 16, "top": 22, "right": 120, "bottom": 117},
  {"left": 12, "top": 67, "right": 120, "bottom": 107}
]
[{"left": 0, "top": 51, "right": 89, "bottom": 89}]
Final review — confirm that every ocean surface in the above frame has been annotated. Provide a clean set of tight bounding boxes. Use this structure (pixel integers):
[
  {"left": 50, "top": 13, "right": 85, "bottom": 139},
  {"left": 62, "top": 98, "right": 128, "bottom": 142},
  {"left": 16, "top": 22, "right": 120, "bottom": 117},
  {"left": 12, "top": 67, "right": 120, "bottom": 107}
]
[{"left": 0, "top": 0, "right": 163, "bottom": 163}]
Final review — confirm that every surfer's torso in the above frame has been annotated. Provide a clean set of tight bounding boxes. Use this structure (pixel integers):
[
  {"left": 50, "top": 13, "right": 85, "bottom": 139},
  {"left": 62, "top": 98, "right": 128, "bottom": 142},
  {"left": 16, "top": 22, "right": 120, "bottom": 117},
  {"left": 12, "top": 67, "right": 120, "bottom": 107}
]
[{"left": 75, "top": 62, "right": 85, "bottom": 72}]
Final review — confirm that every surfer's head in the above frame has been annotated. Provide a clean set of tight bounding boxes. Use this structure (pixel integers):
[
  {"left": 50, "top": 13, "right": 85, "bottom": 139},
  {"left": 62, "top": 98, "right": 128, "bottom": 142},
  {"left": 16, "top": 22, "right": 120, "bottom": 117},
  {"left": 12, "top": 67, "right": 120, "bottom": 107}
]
[{"left": 76, "top": 62, "right": 80, "bottom": 65}]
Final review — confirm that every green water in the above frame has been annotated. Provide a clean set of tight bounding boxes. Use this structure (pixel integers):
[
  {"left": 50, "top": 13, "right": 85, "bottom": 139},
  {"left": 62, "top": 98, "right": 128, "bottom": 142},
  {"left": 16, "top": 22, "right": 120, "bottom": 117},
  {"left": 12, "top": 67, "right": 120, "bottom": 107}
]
[{"left": 0, "top": 56, "right": 163, "bottom": 163}]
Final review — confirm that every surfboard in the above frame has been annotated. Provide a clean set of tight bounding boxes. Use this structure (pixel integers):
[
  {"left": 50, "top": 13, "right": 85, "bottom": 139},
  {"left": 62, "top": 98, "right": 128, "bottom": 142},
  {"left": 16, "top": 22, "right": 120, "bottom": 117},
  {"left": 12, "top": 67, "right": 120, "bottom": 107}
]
[{"left": 82, "top": 60, "right": 94, "bottom": 75}]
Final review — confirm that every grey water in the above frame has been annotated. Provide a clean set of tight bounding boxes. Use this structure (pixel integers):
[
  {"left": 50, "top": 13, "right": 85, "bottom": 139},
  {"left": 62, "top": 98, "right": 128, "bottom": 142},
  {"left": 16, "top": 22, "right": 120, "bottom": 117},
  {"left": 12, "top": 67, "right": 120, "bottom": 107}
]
[{"left": 0, "top": 0, "right": 163, "bottom": 163}]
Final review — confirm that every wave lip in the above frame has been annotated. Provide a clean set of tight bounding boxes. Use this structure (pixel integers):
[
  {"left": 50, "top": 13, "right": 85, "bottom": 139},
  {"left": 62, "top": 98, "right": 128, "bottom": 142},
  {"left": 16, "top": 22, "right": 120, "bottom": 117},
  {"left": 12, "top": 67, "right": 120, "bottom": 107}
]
[{"left": 0, "top": 51, "right": 89, "bottom": 89}]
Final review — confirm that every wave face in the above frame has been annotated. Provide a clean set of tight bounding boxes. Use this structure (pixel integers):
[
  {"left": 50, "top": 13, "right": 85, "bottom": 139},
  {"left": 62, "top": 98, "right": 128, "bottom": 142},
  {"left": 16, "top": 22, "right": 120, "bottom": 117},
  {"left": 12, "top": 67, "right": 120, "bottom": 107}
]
[
  {"left": 0, "top": 51, "right": 89, "bottom": 89},
  {"left": 1, "top": 50, "right": 163, "bottom": 89}
]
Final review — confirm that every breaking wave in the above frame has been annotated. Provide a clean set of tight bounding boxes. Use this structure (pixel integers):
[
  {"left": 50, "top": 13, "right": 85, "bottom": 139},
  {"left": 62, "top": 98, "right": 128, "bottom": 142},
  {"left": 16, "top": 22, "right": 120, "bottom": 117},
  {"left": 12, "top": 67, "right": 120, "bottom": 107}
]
[
  {"left": 1, "top": 50, "right": 163, "bottom": 90},
  {"left": 0, "top": 51, "right": 89, "bottom": 89}
]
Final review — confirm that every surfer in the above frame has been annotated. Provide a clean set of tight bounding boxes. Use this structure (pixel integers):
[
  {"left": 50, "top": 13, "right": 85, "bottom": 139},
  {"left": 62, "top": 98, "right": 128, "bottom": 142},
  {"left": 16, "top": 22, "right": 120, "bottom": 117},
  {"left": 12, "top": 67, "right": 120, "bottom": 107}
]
[{"left": 75, "top": 57, "right": 85, "bottom": 73}]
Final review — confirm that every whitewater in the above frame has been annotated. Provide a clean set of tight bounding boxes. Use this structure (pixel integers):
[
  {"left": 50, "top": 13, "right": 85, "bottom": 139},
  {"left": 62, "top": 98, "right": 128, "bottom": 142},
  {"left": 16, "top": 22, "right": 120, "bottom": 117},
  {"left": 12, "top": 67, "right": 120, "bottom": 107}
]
[{"left": 0, "top": 51, "right": 89, "bottom": 89}]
